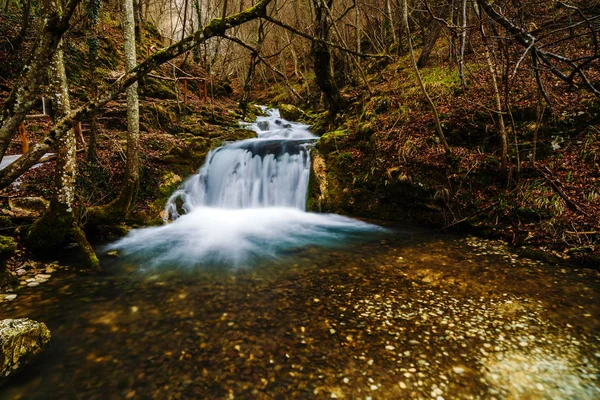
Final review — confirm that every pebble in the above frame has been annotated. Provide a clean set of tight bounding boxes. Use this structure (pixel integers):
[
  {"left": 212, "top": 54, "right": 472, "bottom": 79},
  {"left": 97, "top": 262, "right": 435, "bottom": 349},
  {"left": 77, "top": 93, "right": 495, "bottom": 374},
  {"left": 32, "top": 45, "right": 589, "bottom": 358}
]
[
  {"left": 452, "top": 366, "right": 465, "bottom": 375},
  {"left": 16, "top": 268, "right": 26, "bottom": 276},
  {"left": 27, "top": 282, "right": 40, "bottom": 287},
  {"left": 36, "top": 274, "right": 51, "bottom": 279},
  {"left": 3, "top": 294, "right": 17, "bottom": 301}
]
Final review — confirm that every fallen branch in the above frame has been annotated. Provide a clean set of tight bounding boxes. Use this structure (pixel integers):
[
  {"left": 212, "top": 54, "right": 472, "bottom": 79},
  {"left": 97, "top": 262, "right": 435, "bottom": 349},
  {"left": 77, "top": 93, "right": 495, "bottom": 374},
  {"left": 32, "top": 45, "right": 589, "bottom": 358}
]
[{"left": 537, "top": 166, "right": 592, "bottom": 218}]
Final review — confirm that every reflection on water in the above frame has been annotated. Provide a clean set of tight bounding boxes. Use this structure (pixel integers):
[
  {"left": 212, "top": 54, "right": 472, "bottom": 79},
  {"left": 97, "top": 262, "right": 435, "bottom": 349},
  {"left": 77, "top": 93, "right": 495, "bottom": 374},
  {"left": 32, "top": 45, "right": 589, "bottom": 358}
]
[{"left": 1, "top": 229, "right": 599, "bottom": 399}]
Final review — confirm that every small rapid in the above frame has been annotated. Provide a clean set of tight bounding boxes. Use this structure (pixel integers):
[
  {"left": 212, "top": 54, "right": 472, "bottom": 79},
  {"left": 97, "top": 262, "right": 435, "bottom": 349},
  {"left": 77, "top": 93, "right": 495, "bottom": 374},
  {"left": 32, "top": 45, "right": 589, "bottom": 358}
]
[
  {"left": 165, "top": 109, "right": 315, "bottom": 216},
  {"left": 106, "top": 108, "right": 383, "bottom": 268}
]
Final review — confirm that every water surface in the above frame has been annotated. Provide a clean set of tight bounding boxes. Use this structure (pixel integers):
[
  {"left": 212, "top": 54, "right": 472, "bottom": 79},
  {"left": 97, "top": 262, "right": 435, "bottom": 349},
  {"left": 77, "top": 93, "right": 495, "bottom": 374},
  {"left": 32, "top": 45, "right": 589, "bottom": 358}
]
[{"left": 1, "top": 230, "right": 599, "bottom": 399}]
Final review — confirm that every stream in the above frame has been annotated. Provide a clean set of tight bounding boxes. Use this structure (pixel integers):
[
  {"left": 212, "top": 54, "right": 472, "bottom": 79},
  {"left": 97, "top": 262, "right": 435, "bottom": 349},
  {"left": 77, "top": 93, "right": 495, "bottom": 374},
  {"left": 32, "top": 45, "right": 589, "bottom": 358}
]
[{"left": 1, "top": 110, "right": 599, "bottom": 399}]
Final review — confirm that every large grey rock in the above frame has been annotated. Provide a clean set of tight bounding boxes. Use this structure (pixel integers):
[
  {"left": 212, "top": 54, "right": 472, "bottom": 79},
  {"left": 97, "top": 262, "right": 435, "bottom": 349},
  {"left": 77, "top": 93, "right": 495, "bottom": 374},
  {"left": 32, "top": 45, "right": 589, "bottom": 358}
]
[
  {"left": 0, "top": 318, "right": 51, "bottom": 378},
  {"left": 8, "top": 197, "right": 49, "bottom": 219}
]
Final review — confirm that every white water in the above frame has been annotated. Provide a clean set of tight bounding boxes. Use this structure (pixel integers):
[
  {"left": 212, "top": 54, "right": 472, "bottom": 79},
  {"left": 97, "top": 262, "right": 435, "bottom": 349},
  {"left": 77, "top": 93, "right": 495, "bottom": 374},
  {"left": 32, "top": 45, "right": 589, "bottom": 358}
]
[{"left": 107, "top": 108, "right": 383, "bottom": 268}]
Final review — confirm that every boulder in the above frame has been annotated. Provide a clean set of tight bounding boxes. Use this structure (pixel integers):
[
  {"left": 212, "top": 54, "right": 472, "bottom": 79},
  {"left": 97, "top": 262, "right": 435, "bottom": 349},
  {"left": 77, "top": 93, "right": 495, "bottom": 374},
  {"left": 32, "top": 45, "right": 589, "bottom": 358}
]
[
  {"left": 8, "top": 197, "right": 49, "bottom": 219},
  {"left": 0, "top": 318, "right": 51, "bottom": 379},
  {"left": 279, "top": 104, "right": 302, "bottom": 121}
]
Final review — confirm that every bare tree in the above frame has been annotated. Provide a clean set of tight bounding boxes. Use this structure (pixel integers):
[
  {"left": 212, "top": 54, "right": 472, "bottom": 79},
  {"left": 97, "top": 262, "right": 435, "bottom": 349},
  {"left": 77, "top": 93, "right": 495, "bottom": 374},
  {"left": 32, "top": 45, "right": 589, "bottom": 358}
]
[
  {"left": 403, "top": 0, "right": 451, "bottom": 156},
  {"left": 95, "top": 0, "right": 141, "bottom": 219}
]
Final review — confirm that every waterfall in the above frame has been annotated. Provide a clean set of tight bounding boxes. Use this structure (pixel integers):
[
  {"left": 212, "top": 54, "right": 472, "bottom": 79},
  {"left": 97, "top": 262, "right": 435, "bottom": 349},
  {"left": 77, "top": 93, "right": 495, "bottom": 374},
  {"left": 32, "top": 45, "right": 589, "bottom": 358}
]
[
  {"left": 165, "top": 109, "right": 316, "bottom": 218},
  {"left": 106, "top": 108, "right": 384, "bottom": 268}
]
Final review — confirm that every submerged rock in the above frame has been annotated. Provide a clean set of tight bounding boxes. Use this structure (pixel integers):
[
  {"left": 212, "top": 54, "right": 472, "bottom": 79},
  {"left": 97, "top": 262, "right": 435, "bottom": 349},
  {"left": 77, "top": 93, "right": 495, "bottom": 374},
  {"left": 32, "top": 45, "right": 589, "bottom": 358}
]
[{"left": 0, "top": 318, "right": 51, "bottom": 379}]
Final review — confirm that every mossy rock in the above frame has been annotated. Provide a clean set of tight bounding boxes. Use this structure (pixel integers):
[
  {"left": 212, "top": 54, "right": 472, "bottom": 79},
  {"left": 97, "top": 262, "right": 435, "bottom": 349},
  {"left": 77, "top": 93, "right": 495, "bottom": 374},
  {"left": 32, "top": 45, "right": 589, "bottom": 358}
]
[
  {"left": 0, "top": 236, "right": 17, "bottom": 262},
  {"left": 279, "top": 104, "right": 302, "bottom": 121},
  {"left": 140, "top": 103, "right": 176, "bottom": 130},
  {"left": 317, "top": 129, "right": 350, "bottom": 152},
  {"left": 139, "top": 77, "right": 177, "bottom": 100},
  {"left": 0, "top": 319, "right": 51, "bottom": 379},
  {"left": 241, "top": 104, "right": 266, "bottom": 122},
  {"left": 0, "top": 235, "right": 16, "bottom": 286}
]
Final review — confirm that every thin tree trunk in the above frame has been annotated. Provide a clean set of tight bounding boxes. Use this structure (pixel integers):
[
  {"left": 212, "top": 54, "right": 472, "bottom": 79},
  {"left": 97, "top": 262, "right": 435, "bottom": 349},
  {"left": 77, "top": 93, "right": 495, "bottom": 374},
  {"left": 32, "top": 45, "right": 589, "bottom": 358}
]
[
  {"left": 98, "top": 0, "right": 140, "bottom": 218},
  {"left": 459, "top": 0, "right": 467, "bottom": 89},
  {"left": 240, "top": 20, "right": 265, "bottom": 114},
  {"left": 312, "top": 0, "right": 342, "bottom": 118},
  {"left": 417, "top": 19, "right": 442, "bottom": 68},
  {"left": 355, "top": 0, "right": 361, "bottom": 53},
  {"left": 27, "top": 39, "right": 100, "bottom": 269},
  {"left": 474, "top": 2, "right": 508, "bottom": 171},
  {"left": 385, "top": 0, "right": 397, "bottom": 50},
  {"left": 13, "top": 0, "right": 32, "bottom": 49},
  {"left": 403, "top": 0, "right": 451, "bottom": 156}
]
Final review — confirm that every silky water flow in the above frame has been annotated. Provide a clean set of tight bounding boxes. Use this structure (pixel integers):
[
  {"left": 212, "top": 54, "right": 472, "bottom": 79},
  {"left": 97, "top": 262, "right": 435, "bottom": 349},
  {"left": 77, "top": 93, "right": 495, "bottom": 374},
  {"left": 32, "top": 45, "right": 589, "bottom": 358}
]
[{"left": 106, "top": 108, "right": 383, "bottom": 267}]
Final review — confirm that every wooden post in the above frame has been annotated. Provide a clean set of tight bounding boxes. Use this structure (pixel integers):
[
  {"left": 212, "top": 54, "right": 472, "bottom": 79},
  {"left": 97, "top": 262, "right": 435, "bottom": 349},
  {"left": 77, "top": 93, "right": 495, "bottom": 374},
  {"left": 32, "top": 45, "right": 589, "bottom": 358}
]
[
  {"left": 19, "top": 122, "right": 29, "bottom": 154},
  {"left": 183, "top": 79, "right": 188, "bottom": 105}
]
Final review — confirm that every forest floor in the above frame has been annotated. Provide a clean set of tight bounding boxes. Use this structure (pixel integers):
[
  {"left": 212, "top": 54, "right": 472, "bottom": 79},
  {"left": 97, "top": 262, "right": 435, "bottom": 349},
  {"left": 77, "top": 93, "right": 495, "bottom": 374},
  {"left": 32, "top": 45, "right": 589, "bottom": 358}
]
[{"left": 259, "top": 50, "right": 600, "bottom": 269}]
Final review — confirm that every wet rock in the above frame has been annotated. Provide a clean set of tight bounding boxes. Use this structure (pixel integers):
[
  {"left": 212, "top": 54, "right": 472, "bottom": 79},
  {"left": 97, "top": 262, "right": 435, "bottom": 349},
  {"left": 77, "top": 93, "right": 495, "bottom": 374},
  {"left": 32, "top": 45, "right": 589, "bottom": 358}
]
[
  {"left": 8, "top": 197, "right": 49, "bottom": 219},
  {"left": 257, "top": 121, "right": 270, "bottom": 131},
  {"left": 0, "top": 318, "right": 51, "bottom": 379}
]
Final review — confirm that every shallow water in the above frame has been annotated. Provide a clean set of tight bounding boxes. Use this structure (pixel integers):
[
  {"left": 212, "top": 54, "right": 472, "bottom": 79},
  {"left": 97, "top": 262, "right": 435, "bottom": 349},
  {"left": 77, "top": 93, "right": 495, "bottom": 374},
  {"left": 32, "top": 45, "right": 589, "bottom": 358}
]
[{"left": 1, "top": 228, "right": 599, "bottom": 400}]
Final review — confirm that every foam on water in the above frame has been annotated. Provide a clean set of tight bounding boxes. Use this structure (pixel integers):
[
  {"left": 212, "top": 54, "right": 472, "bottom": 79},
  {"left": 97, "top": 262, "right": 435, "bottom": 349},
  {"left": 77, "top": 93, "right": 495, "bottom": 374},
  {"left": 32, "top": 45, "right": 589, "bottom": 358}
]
[
  {"left": 106, "top": 108, "right": 384, "bottom": 268},
  {"left": 106, "top": 207, "right": 382, "bottom": 267}
]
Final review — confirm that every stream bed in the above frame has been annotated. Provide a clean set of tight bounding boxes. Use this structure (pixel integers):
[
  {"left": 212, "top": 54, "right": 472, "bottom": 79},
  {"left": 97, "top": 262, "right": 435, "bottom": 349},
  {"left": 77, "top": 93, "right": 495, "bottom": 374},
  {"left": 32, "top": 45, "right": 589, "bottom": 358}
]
[{"left": 1, "top": 230, "right": 599, "bottom": 399}]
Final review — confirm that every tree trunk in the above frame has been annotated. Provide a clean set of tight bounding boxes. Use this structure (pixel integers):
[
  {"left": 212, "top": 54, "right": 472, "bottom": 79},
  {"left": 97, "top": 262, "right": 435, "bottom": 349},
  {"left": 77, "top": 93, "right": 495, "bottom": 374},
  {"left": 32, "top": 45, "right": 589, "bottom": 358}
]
[
  {"left": 13, "top": 0, "right": 32, "bottom": 50},
  {"left": 96, "top": 0, "right": 140, "bottom": 219},
  {"left": 0, "top": 1, "right": 78, "bottom": 162},
  {"left": 459, "top": 0, "right": 467, "bottom": 89},
  {"left": 403, "top": 0, "right": 451, "bottom": 156},
  {"left": 385, "top": 0, "right": 397, "bottom": 50},
  {"left": 474, "top": 2, "right": 508, "bottom": 171},
  {"left": 240, "top": 20, "right": 265, "bottom": 115},
  {"left": 312, "top": 0, "right": 342, "bottom": 119},
  {"left": 26, "top": 39, "right": 100, "bottom": 269},
  {"left": 417, "top": 19, "right": 442, "bottom": 68}
]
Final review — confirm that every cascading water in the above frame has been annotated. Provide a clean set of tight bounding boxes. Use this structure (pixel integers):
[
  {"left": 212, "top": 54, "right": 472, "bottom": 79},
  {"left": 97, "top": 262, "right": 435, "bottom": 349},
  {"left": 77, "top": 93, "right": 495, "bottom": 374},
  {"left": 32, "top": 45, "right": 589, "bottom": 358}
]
[
  {"left": 165, "top": 109, "right": 315, "bottom": 216},
  {"left": 106, "top": 108, "right": 384, "bottom": 267}
]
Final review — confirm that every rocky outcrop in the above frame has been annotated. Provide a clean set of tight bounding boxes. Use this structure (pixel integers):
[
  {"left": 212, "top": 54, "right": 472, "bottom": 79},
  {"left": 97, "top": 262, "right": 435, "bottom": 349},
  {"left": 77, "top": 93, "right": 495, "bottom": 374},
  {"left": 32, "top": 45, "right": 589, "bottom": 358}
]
[
  {"left": 8, "top": 197, "right": 49, "bottom": 219},
  {"left": 0, "top": 318, "right": 50, "bottom": 379}
]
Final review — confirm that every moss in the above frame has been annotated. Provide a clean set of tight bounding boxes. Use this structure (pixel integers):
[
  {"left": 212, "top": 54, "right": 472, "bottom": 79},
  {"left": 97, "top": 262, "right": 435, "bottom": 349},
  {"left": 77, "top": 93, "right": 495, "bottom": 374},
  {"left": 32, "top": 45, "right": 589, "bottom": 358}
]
[
  {"left": 305, "top": 110, "right": 331, "bottom": 135},
  {"left": 317, "top": 128, "right": 350, "bottom": 152},
  {"left": 279, "top": 104, "right": 302, "bottom": 121},
  {"left": 26, "top": 203, "right": 73, "bottom": 255},
  {"left": 0, "top": 235, "right": 17, "bottom": 286},
  {"left": 139, "top": 77, "right": 177, "bottom": 100},
  {"left": 71, "top": 225, "right": 101, "bottom": 271},
  {"left": 0, "top": 216, "right": 12, "bottom": 229},
  {"left": 140, "top": 102, "right": 178, "bottom": 130}
]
